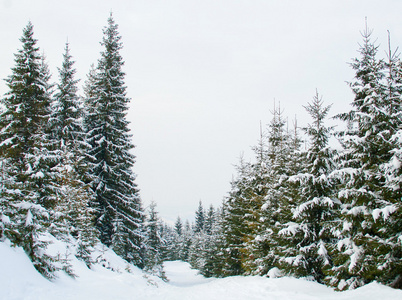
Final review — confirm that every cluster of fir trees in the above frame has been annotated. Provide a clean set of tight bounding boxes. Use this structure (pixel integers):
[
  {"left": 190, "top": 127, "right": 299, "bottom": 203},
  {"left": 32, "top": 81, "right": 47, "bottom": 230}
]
[
  {"left": 153, "top": 200, "right": 223, "bottom": 278},
  {"left": 0, "top": 15, "right": 161, "bottom": 278},
  {"left": 193, "top": 26, "right": 401, "bottom": 290},
  {"left": 154, "top": 26, "right": 401, "bottom": 291}
]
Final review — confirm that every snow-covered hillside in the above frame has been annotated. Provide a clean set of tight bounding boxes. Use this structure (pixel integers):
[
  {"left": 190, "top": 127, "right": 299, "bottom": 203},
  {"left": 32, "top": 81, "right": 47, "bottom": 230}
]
[{"left": 1, "top": 241, "right": 401, "bottom": 300}]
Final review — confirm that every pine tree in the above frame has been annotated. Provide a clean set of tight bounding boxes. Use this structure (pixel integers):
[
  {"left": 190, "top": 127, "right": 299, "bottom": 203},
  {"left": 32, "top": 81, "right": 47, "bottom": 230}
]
[
  {"left": 330, "top": 25, "right": 399, "bottom": 290},
  {"left": 174, "top": 216, "right": 183, "bottom": 236},
  {"left": 84, "top": 14, "right": 144, "bottom": 266},
  {"left": 179, "top": 220, "right": 193, "bottom": 261},
  {"left": 204, "top": 205, "right": 215, "bottom": 235},
  {"left": 249, "top": 104, "right": 295, "bottom": 276},
  {"left": 372, "top": 33, "right": 402, "bottom": 289},
  {"left": 219, "top": 156, "right": 253, "bottom": 276},
  {"left": 0, "top": 22, "right": 59, "bottom": 278},
  {"left": 144, "top": 202, "right": 167, "bottom": 280},
  {"left": 52, "top": 42, "right": 98, "bottom": 265},
  {"left": 194, "top": 200, "right": 205, "bottom": 233},
  {"left": 236, "top": 126, "right": 270, "bottom": 275},
  {"left": 280, "top": 92, "right": 339, "bottom": 283},
  {"left": 52, "top": 43, "right": 83, "bottom": 147},
  {"left": 52, "top": 42, "right": 90, "bottom": 178},
  {"left": 162, "top": 216, "right": 184, "bottom": 260},
  {"left": 199, "top": 206, "right": 226, "bottom": 277}
]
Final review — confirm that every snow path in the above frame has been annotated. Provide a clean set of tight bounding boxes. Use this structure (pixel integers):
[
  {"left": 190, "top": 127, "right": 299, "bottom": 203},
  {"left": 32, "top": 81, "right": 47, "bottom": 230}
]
[
  {"left": 1, "top": 242, "right": 401, "bottom": 300},
  {"left": 161, "top": 261, "right": 334, "bottom": 300},
  {"left": 163, "top": 261, "right": 214, "bottom": 287},
  {"left": 160, "top": 261, "right": 401, "bottom": 300}
]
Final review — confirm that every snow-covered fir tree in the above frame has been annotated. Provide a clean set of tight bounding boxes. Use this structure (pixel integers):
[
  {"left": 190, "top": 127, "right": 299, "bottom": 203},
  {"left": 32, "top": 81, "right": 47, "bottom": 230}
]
[
  {"left": 175, "top": 216, "right": 183, "bottom": 236},
  {"left": 52, "top": 43, "right": 98, "bottom": 265},
  {"left": 144, "top": 202, "right": 167, "bottom": 280},
  {"left": 204, "top": 204, "right": 216, "bottom": 235},
  {"left": 198, "top": 206, "right": 226, "bottom": 277},
  {"left": 84, "top": 14, "right": 144, "bottom": 266},
  {"left": 218, "top": 156, "right": 253, "bottom": 276},
  {"left": 249, "top": 104, "right": 298, "bottom": 276},
  {"left": 194, "top": 201, "right": 205, "bottom": 233},
  {"left": 376, "top": 34, "right": 402, "bottom": 289},
  {"left": 161, "top": 216, "right": 184, "bottom": 261},
  {"left": 240, "top": 125, "right": 272, "bottom": 275},
  {"left": 0, "top": 22, "right": 60, "bottom": 278},
  {"left": 52, "top": 43, "right": 85, "bottom": 152},
  {"left": 280, "top": 92, "right": 339, "bottom": 283},
  {"left": 330, "top": 25, "right": 400, "bottom": 290}
]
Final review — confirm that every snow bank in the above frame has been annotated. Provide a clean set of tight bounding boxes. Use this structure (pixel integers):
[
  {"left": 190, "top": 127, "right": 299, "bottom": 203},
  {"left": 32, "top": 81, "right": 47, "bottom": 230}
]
[{"left": 1, "top": 241, "right": 401, "bottom": 300}]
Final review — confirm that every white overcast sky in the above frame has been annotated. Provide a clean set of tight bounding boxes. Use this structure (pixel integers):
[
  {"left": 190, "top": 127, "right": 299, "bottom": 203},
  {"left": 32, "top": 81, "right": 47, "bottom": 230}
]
[{"left": 1, "top": 0, "right": 402, "bottom": 223}]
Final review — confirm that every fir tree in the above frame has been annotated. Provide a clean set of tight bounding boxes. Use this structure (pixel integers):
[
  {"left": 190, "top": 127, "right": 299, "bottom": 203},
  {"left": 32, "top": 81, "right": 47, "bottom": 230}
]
[
  {"left": 250, "top": 104, "right": 296, "bottom": 276},
  {"left": 0, "top": 22, "right": 59, "bottom": 278},
  {"left": 241, "top": 125, "right": 270, "bottom": 275},
  {"left": 174, "top": 216, "right": 183, "bottom": 236},
  {"left": 144, "top": 202, "right": 167, "bottom": 280},
  {"left": 219, "top": 155, "right": 256, "bottom": 276},
  {"left": 194, "top": 200, "right": 205, "bottom": 233},
  {"left": 199, "top": 206, "right": 226, "bottom": 277},
  {"left": 330, "top": 25, "right": 399, "bottom": 290},
  {"left": 204, "top": 205, "right": 215, "bottom": 235},
  {"left": 280, "top": 92, "right": 338, "bottom": 283},
  {"left": 84, "top": 14, "right": 144, "bottom": 266},
  {"left": 372, "top": 33, "right": 402, "bottom": 289},
  {"left": 52, "top": 42, "right": 98, "bottom": 265},
  {"left": 52, "top": 42, "right": 90, "bottom": 177}
]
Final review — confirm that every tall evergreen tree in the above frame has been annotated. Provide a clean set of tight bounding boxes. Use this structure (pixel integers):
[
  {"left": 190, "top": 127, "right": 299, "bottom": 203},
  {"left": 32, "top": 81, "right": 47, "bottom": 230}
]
[
  {"left": 219, "top": 157, "right": 253, "bottom": 276},
  {"left": 52, "top": 43, "right": 98, "bottom": 265},
  {"left": 84, "top": 14, "right": 144, "bottom": 265},
  {"left": 249, "top": 104, "right": 296, "bottom": 276},
  {"left": 52, "top": 42, "right": 88, "bottom": 163},
  {"left": 194, "top": 200, "right": 205, "bottom": 233},
  {"left": 372, "top": 33, "right": 402, "bottom": 289},
  {"left": 280, "top": 92, "right": 338, "bottom": 283},
  {"left": 238, "top": 126, "right": 270, "bottom": 275},
  {"left": 0, "top": 22, "right": 59, "bottom": 278},
  {"left": 330, "top": 25, "right": 400, "bottom": 290}
]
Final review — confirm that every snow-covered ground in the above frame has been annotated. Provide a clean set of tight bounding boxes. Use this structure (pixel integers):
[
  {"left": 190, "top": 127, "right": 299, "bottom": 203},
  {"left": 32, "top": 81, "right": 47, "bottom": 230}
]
[{"left": 1, "top": 241, "right": 401, "bottom": 300}]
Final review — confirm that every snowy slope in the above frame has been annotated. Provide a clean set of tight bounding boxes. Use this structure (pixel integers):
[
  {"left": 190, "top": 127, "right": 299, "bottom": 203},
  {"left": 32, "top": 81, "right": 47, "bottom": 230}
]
[{"left": 1, "top": 241, "right": 401, "bottom": 300}]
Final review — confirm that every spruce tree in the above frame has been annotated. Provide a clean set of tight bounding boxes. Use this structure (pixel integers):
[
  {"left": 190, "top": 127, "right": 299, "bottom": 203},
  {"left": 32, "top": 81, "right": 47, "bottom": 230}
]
[
  {"left": 280, "top": 92, "right": 338, "bottom": 283},
  {"left": 84, "top": 14, "right": 144, "bottom": 265},
  {"left": 204, "top": 205, "right": 215, "bottom": 235},
  {"left": 250, "top": 104, "right": 294, "bottom": 276},
  {"left": 0, "top": 22, "right": 59, "bottom": 278},
  {"left": 200, "top": 206, "right": 226, "bottom": 277},
  {"left": 219, "top": 157, "right": 253, "bottom": 276},
  {"left": 180, "top": 220, "right": 193, "bottom": 261},
  {"left": 372, "top": 33, "right": 402, "bottom": 289},
  {"left": 174, "top": 216, "right": 183, "bottom": 236},
  {"left": 51, "top": 43, "right": 98, "bottom": 265},
  {"left": 330, "top": 25, "right": 399, "bottom": 290},
  {"left": 194, "top": 200, "right": 205, "bottom": 233},
  {"left": 52, "top": 42, "right": 89, "bottom": 169},
  {"left": 144, "top": 202, "right": 167, "bottom": 280},
  {"left": 238, "top": 126, "right": 270, "bottom": 275}
]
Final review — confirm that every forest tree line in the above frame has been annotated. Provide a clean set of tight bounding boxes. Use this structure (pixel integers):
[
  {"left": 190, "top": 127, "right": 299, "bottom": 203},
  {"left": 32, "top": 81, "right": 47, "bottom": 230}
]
[
  {"left": 155, "top": 26, "right": 402, "bottom": 291},
  {"left": 0, "top": 14, "right": 167, "bottom": 279}
]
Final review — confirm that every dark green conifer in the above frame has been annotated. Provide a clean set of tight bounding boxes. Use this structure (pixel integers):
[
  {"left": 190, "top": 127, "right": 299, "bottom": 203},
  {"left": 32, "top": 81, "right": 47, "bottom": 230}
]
[
  {"left": 0, "top": 22, "right": 58, "bottom": 278},
  {"left": 84, "top": 14, "right": 144, "bottom": 266}
]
